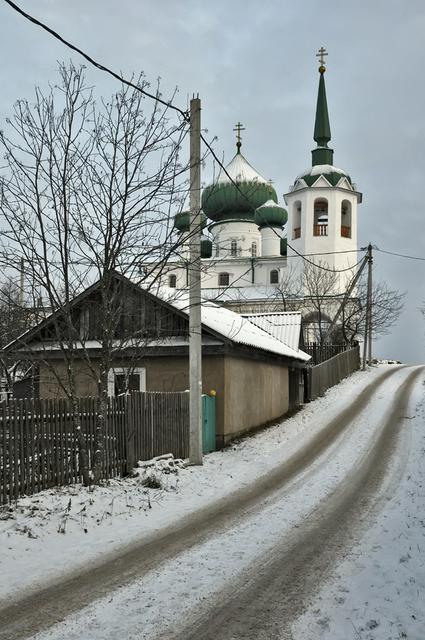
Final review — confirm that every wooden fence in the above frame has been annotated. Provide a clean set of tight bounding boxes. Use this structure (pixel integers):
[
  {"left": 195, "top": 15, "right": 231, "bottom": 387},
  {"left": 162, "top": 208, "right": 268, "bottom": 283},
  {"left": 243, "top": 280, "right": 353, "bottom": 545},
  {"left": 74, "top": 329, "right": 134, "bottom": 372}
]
[
  {"left": 305, "top": 344, "right": 360, "bottom": 402},
  {"left": 303, "top": 342, "right": 353, "bottom": 365},
  {"left": 0, "top": 391, "right": 189, "bottom": 505}
]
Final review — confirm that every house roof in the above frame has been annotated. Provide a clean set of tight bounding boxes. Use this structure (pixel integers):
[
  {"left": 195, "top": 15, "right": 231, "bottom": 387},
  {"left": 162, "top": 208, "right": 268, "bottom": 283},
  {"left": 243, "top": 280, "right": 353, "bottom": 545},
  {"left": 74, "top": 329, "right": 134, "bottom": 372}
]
[
  {"left": 241, "top": 312, "right": 302, "bottom": 352},
  {"left": 4, "top": 273, "right": 310, "bottom": 364},
  {"left": 160, "top": 289, "right": 310, "bottom": 362}
]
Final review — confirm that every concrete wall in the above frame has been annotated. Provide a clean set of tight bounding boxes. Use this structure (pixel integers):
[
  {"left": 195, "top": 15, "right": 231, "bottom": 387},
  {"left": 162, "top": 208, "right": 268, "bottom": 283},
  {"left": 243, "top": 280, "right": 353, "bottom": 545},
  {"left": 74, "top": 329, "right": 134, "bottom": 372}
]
[
  {"left": 220, "top": 355, "right": 289, "bottom": 446},
  {"left": 38, "top": 353, "right": 290, "bottom": 448}
]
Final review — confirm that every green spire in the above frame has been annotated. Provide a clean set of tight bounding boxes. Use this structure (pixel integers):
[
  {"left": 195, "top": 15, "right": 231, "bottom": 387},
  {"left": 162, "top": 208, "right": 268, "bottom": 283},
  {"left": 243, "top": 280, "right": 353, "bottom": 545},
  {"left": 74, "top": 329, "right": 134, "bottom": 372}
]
[
  {"left": 314, "top": 73, "right": 331, "bottom": 147},
  {"left": 312, "top": 48, "right": 334, "bottom": 166}
]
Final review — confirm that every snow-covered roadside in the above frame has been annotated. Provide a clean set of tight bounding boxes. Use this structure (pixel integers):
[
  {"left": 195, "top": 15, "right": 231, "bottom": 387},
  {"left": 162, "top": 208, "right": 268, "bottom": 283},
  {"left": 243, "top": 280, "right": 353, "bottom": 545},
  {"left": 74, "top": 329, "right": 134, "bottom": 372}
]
[
  {"left": 0, "top": 366, "right": 406, "bottom": 606},
  {"left": 292, "top": 374, "right": 425, "bottom": 640},
  {"left": 27, "top": 364, "right": 422, "bottom": 640}
]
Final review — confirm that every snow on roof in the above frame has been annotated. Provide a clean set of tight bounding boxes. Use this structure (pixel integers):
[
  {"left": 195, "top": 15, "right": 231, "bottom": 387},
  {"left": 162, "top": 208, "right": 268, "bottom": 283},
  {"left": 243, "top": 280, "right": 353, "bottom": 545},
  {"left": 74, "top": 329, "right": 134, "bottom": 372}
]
[
  {"left": 257, "top": 199, "right": 282, "bottom": 209},
  {"left": 201, "top": 285, "right": 285, "bottom": 302},
  {"left": 296, "top": 164, "right": 347, "bottom": 181},
  {"left": 217, "top": 152, "right": 269, "bottom": 185},
  {"left": 241, "top": 312, "right": 302, "bottom": 352},
  {"left": 161, "top": 289, "right": 310, "bottom": 362}
]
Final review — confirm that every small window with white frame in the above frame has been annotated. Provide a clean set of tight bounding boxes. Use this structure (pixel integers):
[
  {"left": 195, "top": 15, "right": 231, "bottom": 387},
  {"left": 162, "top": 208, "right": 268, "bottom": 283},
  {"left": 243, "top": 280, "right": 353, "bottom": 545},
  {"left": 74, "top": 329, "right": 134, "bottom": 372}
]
[
  {"left": 107, "top": 367, "right": 146, "bottom": 396},
  {"left": 168, "top": 273, "right": 177, "bottom": 288},
  {"left": 251, "top": 242, "right": 257, "bottom": 257},
  {"left": 230, "top": 240, "right": 237, "bottom": 256}
]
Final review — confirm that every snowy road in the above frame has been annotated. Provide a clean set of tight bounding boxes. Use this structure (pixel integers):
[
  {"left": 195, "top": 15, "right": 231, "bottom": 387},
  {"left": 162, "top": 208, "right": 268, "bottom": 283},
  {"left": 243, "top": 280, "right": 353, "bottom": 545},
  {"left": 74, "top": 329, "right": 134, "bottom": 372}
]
[{"left": 0, "top": 365, "right": 423, "bottom": 639}]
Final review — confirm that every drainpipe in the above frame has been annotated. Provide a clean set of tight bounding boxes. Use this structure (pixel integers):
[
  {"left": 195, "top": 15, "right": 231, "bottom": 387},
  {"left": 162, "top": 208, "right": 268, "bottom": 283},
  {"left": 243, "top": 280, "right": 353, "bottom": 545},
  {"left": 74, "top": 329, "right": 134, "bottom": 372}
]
[{"left": 251, "top": 258, "right": 255, "bottom": 284}]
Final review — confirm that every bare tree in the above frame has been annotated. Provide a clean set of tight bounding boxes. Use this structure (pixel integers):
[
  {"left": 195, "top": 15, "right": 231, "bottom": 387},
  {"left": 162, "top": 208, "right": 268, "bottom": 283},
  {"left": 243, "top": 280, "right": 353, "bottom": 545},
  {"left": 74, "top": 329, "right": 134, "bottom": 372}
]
[
  {"left": 0, "top": 63, "right": 190, "bottom": 482},
  {"left": 301, "top": 261, "right": 404, "bottom": 346},
  {"left": 260, "top": 264, "right": 303, "bottom": 312},
  {"left": 340, "top": 277, "right": 405, "bottom": 344},
  {"left": 0, "top": 278, "right": 34, "bottom": 394},
  {"left": 302, "top": 261, "right": 339, "bottom": 344}
]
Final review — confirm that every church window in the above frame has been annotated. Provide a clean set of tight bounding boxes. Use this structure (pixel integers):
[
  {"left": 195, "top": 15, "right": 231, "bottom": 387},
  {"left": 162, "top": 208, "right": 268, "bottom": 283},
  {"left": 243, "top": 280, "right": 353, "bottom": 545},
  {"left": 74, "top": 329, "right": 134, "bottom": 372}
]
[
  {"left": 270, "top": 269, "right": 279, "bottom": 285},
  {"left": 293, "top": 201, "right": 302, "bottom": 239},
  {"left": 215, "top": 244, "right": 220, "bottom": 257},
  {"left": 168, "top": 274, "right": 177, "bottom": 288},
  {"left": 251, "top": 242, "right": 257, "bottom": 257},
  {"left": 218, "top": 272, "right": 230, "bottom": 287},
  {"left": 313, "top": 199, "right": 328, "bottom": 236},
  {"left": 230, "top": 240, "right": 237, "bottom": 256},
  {"left": 341, "top": 200, "right": 352, "bottom": 238}
]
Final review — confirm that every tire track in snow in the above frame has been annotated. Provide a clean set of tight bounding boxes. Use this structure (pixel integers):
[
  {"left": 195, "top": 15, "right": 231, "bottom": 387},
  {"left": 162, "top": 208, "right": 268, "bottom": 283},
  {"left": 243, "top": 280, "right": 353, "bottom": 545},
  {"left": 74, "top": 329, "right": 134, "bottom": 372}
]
[
  {"left": 175, "top": 366, "right": 424, "bottom": 640},
  {"left": 0, "top": 366, "right": 407, "bottom": 640}
]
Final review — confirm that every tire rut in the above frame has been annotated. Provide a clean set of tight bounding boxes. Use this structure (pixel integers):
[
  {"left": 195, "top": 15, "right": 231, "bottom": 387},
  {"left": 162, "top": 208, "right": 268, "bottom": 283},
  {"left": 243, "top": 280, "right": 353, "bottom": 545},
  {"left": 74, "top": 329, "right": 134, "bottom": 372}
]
[
  {"left": 0, "top": 366, "right": 407, "bottom": 640},
  {"left": 174, "top": 366, "right": 424, "bottom": 640}
]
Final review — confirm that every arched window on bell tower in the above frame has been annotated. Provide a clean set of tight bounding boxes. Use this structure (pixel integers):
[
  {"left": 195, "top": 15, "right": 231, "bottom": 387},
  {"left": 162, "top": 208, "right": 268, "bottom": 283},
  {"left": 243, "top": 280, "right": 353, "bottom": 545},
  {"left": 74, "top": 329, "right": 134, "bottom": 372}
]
[
  {"left": 230, "top": 240, "right": 237, "bottom": 256},
  {"left": 313, "top": 198, "right": 328, "bottom": 236},
  {"left": 341, "top": 200, "right": 352, "bottom": 238},
  {"left": 293, "top": 201, "right": 302, "bottom": 239}
]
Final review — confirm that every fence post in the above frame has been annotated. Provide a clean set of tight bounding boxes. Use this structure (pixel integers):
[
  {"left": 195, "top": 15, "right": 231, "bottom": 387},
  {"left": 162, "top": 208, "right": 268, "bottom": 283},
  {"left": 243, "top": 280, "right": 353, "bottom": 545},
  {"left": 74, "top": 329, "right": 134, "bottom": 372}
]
[{"left": 125, "top": 394, "right": 136, "bottom": 474}]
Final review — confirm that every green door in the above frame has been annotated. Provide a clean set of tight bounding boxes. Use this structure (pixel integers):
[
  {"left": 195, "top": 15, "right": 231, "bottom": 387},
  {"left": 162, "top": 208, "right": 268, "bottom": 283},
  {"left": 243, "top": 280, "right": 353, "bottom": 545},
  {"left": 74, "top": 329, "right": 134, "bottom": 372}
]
[{"left": 202, "top": 394, "right": 216, "bottom": 454}]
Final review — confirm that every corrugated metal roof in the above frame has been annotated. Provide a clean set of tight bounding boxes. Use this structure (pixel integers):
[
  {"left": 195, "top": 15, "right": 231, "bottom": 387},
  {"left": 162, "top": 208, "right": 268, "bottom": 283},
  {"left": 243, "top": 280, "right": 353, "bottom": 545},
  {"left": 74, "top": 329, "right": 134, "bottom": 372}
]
[
  {"left": 162, "top": 290, "right": 310, "bottom": 362},
  {"left": 241, "top": 312, "right": 302, "bottom": 352}
]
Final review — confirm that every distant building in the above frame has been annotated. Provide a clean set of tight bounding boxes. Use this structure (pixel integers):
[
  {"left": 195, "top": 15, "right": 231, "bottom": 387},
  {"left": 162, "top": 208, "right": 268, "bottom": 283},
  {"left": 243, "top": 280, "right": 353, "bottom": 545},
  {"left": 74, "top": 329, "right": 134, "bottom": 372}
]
[{"left": 162, "top": 51, "right": 362, "bottom": 341}]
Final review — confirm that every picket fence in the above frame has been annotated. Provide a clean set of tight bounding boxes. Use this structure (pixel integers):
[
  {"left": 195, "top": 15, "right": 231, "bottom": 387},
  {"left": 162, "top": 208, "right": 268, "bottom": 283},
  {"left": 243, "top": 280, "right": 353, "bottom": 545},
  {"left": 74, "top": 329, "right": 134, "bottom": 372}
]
[{"left": 0, "top": 391, "right": 189, "bottom": 505}]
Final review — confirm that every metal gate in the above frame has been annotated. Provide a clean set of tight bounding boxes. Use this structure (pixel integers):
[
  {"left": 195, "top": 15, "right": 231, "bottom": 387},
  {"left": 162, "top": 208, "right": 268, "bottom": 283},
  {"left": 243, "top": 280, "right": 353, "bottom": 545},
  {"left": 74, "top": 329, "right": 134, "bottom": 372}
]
[{"left": 202, "top": 394, "right": 216, "bottom": 454}]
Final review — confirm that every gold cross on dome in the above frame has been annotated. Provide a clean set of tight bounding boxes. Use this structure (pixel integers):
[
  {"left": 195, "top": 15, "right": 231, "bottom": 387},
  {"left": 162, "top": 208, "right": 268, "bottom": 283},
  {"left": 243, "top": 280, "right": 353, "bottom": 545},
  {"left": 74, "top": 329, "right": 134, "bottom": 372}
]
[
  {"left": 233, "top": 121, "right": 245, "bottom": 152},
  {"left": 316, "top": 46, "right": 328, "bottom": 70}
]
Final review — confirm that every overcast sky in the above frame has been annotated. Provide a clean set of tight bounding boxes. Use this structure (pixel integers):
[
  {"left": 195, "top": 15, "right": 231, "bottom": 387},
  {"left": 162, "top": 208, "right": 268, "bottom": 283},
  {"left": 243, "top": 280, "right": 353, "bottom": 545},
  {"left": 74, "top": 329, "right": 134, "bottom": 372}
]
[{"left": 0, "top": 0, "right": 424, "bottom": 363}]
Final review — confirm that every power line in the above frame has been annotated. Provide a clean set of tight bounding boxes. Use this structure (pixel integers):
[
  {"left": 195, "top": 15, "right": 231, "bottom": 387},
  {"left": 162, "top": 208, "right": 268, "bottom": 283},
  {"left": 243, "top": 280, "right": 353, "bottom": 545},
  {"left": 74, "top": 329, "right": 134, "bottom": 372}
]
[
  {"left": 375, "top": 247, "right": 425, "bottom": 262},
  {"left": 286, "top": 241, "right": 365, "bottom": 272},
  {"left": 2, "top": 3, "right": 376, "bottom": 276},
  {"left": 2, "top": 0, "right": 189, "bottom": 121}
]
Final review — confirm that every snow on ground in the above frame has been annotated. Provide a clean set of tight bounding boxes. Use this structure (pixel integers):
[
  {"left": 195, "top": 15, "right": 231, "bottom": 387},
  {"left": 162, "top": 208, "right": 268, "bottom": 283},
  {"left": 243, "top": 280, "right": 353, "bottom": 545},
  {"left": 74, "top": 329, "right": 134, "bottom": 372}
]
[
  {"left": 1, "top": 364, "right": 424, "bottom": 640},
  {"left": 292, "top": 374, "right": 425, "bottom": 640},
  {"left": 0, "top": 365, "right": 385, "bottom": 604}
]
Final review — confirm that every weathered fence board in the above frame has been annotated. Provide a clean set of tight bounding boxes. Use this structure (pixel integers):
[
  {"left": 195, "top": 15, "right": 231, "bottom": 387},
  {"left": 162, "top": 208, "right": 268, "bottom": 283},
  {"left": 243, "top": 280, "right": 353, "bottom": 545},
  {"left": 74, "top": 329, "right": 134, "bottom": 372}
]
[
  {"left": 303, "top": 342, "right": 353, "bottom": 366},
  {"left": 306, "top": 345, "right": 360, "bottom": 402},
  {"left": 0, "top": 390, "right": 190, "bottom": 505}
]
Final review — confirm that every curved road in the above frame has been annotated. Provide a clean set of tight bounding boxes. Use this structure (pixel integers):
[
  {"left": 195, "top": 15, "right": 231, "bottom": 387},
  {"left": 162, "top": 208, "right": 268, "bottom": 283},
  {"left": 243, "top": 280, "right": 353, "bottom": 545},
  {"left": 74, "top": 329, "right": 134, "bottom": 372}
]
[
  {"left": 0, "top": 365, "right": 422, "bottom": 639},
  {"left": 173, "top": 366, "right": 423, "bottom": 640}
]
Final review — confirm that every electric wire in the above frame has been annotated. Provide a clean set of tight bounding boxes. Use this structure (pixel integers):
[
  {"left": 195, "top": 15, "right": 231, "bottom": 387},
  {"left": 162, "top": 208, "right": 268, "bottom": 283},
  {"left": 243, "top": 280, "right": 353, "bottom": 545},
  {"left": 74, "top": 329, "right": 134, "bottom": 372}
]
[
  {"left": 5, "top": 1, "right": 418, "bottom": 274},
  {"left": 2, "top": 0, "right": 190, "bottom": 121},
  {"left": 374, "top": 247, "right": 425, "bottom": 262}
]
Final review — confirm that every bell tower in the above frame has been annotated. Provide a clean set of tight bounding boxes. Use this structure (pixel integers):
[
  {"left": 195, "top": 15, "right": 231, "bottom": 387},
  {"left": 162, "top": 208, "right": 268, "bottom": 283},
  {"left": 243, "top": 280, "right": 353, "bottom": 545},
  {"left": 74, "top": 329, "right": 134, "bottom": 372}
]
[{"left": 284, "top": 49, "right": 362, "bottom": 294}]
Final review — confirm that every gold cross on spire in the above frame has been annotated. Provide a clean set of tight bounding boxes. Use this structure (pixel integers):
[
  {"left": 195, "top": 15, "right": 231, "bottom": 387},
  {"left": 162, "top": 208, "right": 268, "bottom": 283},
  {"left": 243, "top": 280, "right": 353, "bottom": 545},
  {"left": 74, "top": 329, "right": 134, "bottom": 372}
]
[
  {"left": 233, "top": 121, "right": 245, "bottom": 153},
  {"left": 316, "top": 46, "right": 328, "bottom": 73}
]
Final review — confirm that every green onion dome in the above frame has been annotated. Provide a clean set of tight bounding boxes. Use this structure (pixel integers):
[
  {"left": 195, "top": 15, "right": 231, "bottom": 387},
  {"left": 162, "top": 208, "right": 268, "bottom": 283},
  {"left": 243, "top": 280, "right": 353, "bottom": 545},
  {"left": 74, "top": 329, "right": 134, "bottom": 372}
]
[
  {"left": 202, "top": 152, "right": 277, "bottom": 223},
  {"left": 200, "top": 237, "right": 212, "bottom": 258},
  {"left": 295, "top": 164, "right": 352, "bottom": 188},
  {"left": 254, "top": 199, "right": 288, "bottom": 229},
  {"left": 174, "top": 210, "right": 207, "bottom": 233},
  {"left": 280, "top": 238, "right": 287, "bottom": 257}
]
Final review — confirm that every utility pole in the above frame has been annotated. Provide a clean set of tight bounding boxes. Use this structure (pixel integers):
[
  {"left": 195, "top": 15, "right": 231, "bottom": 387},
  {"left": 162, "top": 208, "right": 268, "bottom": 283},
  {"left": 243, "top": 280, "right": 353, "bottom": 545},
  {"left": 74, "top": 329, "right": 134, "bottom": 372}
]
[
  {"left": 362, "top": 243, "right": 373, "bottom": 370},
  {"left": 322, "top": 254, "right": 368, "bottom": 344},
  {"left": 189, "top": 96, "right": 203, "bottom": 465},
  {"left": 367, "top": 243, "right": 373, "bottom": 364}
]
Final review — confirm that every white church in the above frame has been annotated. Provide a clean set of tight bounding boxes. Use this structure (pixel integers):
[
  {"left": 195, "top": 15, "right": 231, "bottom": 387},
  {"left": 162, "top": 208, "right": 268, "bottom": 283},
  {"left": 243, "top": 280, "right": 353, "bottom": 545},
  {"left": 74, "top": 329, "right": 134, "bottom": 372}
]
[{"left": 165, "top": 50, "right": 362, "bottom": 322}]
